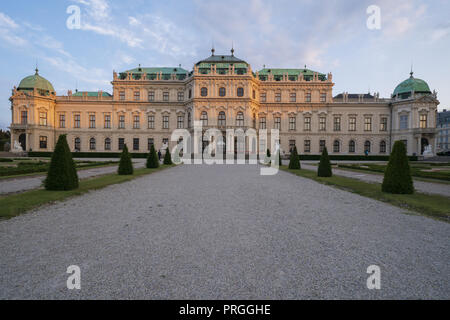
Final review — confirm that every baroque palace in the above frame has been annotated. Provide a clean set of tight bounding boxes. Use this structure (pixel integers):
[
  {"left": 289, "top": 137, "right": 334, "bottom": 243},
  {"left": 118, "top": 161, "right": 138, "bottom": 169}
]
[{"left": 9, "top": 49, "right": 439, "bottom": 156}]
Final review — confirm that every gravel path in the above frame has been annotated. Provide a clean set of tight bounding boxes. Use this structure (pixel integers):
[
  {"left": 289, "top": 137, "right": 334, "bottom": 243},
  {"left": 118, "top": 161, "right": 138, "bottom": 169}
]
[
  {"left": 0, "top": 160, "right": 146, "bottom": 195},
  {"left": 0, "top": 164, "right": 448, "bottom": 299},
  {"left": 300, "top": 164, "right": 450, "bottom": 197}
]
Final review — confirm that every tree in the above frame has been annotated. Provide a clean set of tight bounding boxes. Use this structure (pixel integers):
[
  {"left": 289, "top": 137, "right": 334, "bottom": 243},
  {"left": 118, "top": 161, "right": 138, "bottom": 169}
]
[
  {"left": 118, "top": 144, "right": 133, "bottom": 175},
  {"left": 45, "top": 134, "right": 79, "bottom": 190},
  {"left": 317, "top": 147, "right": 332, "bottom": 177},
  {"left": 163, "top": 147, "right": 173, "bottom": 165},
  {"left": 382, "top": 141, "right": 414, "bottom": 194},
  {"left": 146, "top": 144, "right": 159, "bottom": 169},
  {"left": 288, "top": 146, "right": 301, "bottom": 170}
]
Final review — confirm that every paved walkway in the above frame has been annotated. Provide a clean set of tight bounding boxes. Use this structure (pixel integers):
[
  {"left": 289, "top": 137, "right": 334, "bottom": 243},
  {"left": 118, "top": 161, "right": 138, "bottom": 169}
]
[
  {"left": 0, "top": 160, "right": 146, "bottom": 195},
  {"left": 300, "top": 164, "right": 450, "bottom": 197},
  {"left": 0, "top": 164, "right": 448, "bottom": 299}
]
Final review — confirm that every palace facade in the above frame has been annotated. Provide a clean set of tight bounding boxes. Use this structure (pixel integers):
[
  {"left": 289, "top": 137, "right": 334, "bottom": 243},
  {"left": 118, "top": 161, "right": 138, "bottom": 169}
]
[{"left": 9, "top": 50, "right": 439, "bottom": 156}]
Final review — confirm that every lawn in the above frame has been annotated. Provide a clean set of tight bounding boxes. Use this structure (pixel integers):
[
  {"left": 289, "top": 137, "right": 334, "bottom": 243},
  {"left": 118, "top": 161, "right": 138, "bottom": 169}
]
[
  {"left": 0, "top": 165, "right": 175, "bottom": 220},
  {"left": 336, "top": 162, "right": 450, "bottom": 182},
  {"left": 281, "top": 166, "right": 450, "bottom": 222},
  {"left": 0, "top": 158, "right": 119, "bottom": 178}
]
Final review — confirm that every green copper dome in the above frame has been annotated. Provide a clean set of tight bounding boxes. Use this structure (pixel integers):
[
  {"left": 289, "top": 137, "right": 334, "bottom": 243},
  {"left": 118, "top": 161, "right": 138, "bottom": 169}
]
[
  {"left": 393, "top": 72, "right": 431, "bottom": 96},
  {"left": 18, "top": 69, "right": 55, "bottom": 94}
]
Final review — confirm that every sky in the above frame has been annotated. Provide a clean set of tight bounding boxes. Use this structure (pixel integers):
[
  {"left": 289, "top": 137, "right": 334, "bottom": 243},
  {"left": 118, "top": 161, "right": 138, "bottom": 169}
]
[{"left": 0, "top": 0, "right": 449, "bottom": 129}]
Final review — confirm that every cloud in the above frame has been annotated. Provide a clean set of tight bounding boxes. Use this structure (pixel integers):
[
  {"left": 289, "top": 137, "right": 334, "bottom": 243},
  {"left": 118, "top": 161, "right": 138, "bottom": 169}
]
[{"left": 0, "top": 12, "right": 18, "bottom": 29}]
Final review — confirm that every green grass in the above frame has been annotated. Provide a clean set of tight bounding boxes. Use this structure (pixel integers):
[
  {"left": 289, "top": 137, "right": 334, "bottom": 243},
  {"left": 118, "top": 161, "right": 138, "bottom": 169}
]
[
  {"left": 0, "top": 165, "right": 175, "bottom": 220},
  {"left": 281, "top": 166, "right": 450, "bottom": 222}
]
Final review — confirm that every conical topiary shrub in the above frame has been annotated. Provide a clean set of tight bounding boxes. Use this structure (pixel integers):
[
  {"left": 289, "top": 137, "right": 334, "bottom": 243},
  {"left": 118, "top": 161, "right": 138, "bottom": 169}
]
[
  {"left": 288, "top": 146, "right": 301, "bottom": 170},
  {"left": 45, "top": 134, "right": 79, "bottom": 190},
  {"left": 118, "top": 144, "right": 133, "bottom": 175},
  {"left": 382, "top": 141, "right": 414, "bottom": 194},
  {"left": 163, "top": 147, "right": 173, "bottom": 165},
  {"left": 278, "top": 149, "right": 282, "bottom": 166},
  {"left": 264, "top": 149, "right": 271, "bottom": 164},
  {"left": 146, "top": 144, "right": 159, "bottom": 169},
  {"left": 318, "top": 147, "right": 332, "bottom": 177}
]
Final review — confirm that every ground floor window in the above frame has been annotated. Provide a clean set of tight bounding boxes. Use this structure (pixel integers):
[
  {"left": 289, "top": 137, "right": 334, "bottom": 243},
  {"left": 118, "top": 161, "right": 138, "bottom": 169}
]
[
  {"left": 349, "top": 140, "right": 355, "bottom": 153},
  {"left": 304, "top": 140, "right": 311, "bottom": 153},
  {"left": 289, "top": 140, "right": 296, "bottom": 152},
  {"left": 133, "top": 138, "right": 139, "bottom": 151},
  {"left": 75, "top": 137, "right": 81, "bottom": 151},
  {"left": 118, "top": 138, "right": 125, "bottom": 150},
  {"left": 380, "top": 140, "right": 386, "bottom": 153},
  {"left": 105, "top": 138, "right": 111, "bottom": 150},
  {"left": 148, "top": 138, "right": 154, "bottom": 151},
  {"left": 39, "top": 136, "right": 47, "bottom": 149},
  {"left": 333, "top": 140, "right": 340, "bottom": 153},
  {"left": 319, "top": 140, "right": 326, "bottom": 153},
  {"left": 89, "top": 138, "right": 96, "bottom": 150},
  {"left": 364, "top": 141, "right": 371, "bottom": 153}
]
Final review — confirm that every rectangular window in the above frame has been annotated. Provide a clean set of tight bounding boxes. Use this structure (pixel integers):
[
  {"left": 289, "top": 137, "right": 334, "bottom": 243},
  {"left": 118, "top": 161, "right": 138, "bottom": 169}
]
[
  {"left": 118, "top": 138, "right": 125, "bottom": 150},
  {"left": 259, "top": 117, "right": 266, "bottom": 129},
  {"left": 290, "top": 93, "right": 296, "bottom": 102},
  {"left": 319, "top": 140, "right": 326, "bottom": 152},
  {"left": 133, "top": 138, "right": 139, "bottom": 151},
  {"left": 104, "top": 114, "right": 111, "bottom": 129},
  {"left": 39, "top": 112, "right": 47, "bottom": 126},
  {"left": 304, "top": 117, "right": 311, "bottom": 131},
  {"left": 289, "top": 117, "right": 296, "bottom": 130},
  {"left": 148, "top": 138, "right": 154, "bottom": 151},
  {"left": 304, "top": 140, "right": 311, "bottom": 153},
  {"left": 274, "top": 117, "right": 281, "bottom": 130},
  {"left": 119, "top": 115, "right": 125, "bottom": 129},
  {"left": 163, "top": 92, "right": 169, "bottom": 101},
  {"left": 105, "top": 138, "right": 111, "bottom": 151},
  {"left": 349, "top": 117, "right": 356, "bottom": 131},
  {"left": 320, "top": 93, "right": 327, "bottom": 102},
  {"left": 89, "top": 115, "right": 96, "bottom": 129},
  {"left": 162, "top": 138, "right": 169, "bottom": 147},
  {"left": 333, "top": 117, "right": 341, "bottom": 131},
  {"left": 177, "top": 92, "right": 184, "bottom": 102},
  {"left": 275, "top": 92, "right": 281, "bottom": 102},
  {"left": 39, "top": 136, "right": 47, "bottom": 149},
  {"left": 319, "top": 117, "right": 326, "bottom": 131},
  {"left": 305, "top": 93, "right": 311, "bottom": 102},
  {"left": 148, "top": 91, "right": 155, "bottom": 101},
  {"left": 59, "top": 114, "right": 65, "bottom": 128},
  {"left": 74, "top": 114, "right": 81, "bottom": 128},
  {"left": 289, "top": 140, "right": 296, "bottom": 152},
  {"left": 21, "top": 111, "right": 28, "bottom": 125},
  {"left": 364, "top": 117, "right": 372, "bottom": 131},
  {"left": 133, "top": 115, "right": 140, "bottom": 129},
  {"left": 400, "top": 115, "right": 408, "bottom": 130},
  {"left": 119, "top": 91, "right": 125, "bottom": 100},
  {"left": 380, "top": 117, "right": 388, "bottom": 131},
  {"left": 163, "top": 115, "right": 169, "bottom": 129},
  {"left": 420, "top": 114, "right": 427, "bottom": 128},
  {"left": 260, "top": 92, "right": 266, "bottom": 102},
  {"left": 134, "top": 91, "right": 140, "bottom": 101},
  {"left": 177, "top": 116, "right": 184, "bottom": 129},
  {"left": 148, "top": 115, "right": 155, "bottom": 129}
]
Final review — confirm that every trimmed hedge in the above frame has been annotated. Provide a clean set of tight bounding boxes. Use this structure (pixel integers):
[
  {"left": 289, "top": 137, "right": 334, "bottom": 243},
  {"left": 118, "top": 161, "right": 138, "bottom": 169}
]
[
  {"left": 44, "top": 134, "right": 79, "bottom": 191},
  {"left": 163, "top": 148, "right": 173, "bottom": 165},
  {"left": 318, "top": 147, "right": 332, "bottom": 177},
  {"left": 382, "top": 141, "right": 414, "bottom": 194},
  {"left": 118, "top": 145, "right": 134, "bottom": 175},
  {"left": 289, "top": 146, "right": 301, "bottom": 170},
  {"left": 146, "top": 144, "right": 160, "bottom": 169}
]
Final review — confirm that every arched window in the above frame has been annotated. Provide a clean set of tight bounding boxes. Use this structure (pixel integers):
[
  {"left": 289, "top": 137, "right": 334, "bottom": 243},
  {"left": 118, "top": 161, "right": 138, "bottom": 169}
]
[
  {"left": 218, "top": 111, "right": 226, "bottom": 126},
  {"left": 201, "top": 87, "right": 208, "bottom": 97},
  {"left": 333, "top": 140, "right": 340, "bottom": 153},
  {"left": 105, "top": 138, "right": 111, "bottom": 151},
  {"left": 237, "top": 87, "right": 244, "bottom": 97},
  {"left": 349, "top": 140, "right": 355, "bottom": 153},
  {"left": 74, "top": 137, "right": 81, "bottom": 151},
  {"left": 380, "top": 140, "right": 386, "bottom": 153},
  {"left": 364, "top": 141, "right": 371, "bottom": 153},
  {"left": 219, "top": 87, "right": 226, "bottom": 97},
  {"left": 236, "top": 112, "right": 244, "bottom": 127},
  {"left": 200, "top": 111, "right": 208, "bottom": 126},
  {"left": 90, "top": 138, "right": 96, "bottom": 150}
]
